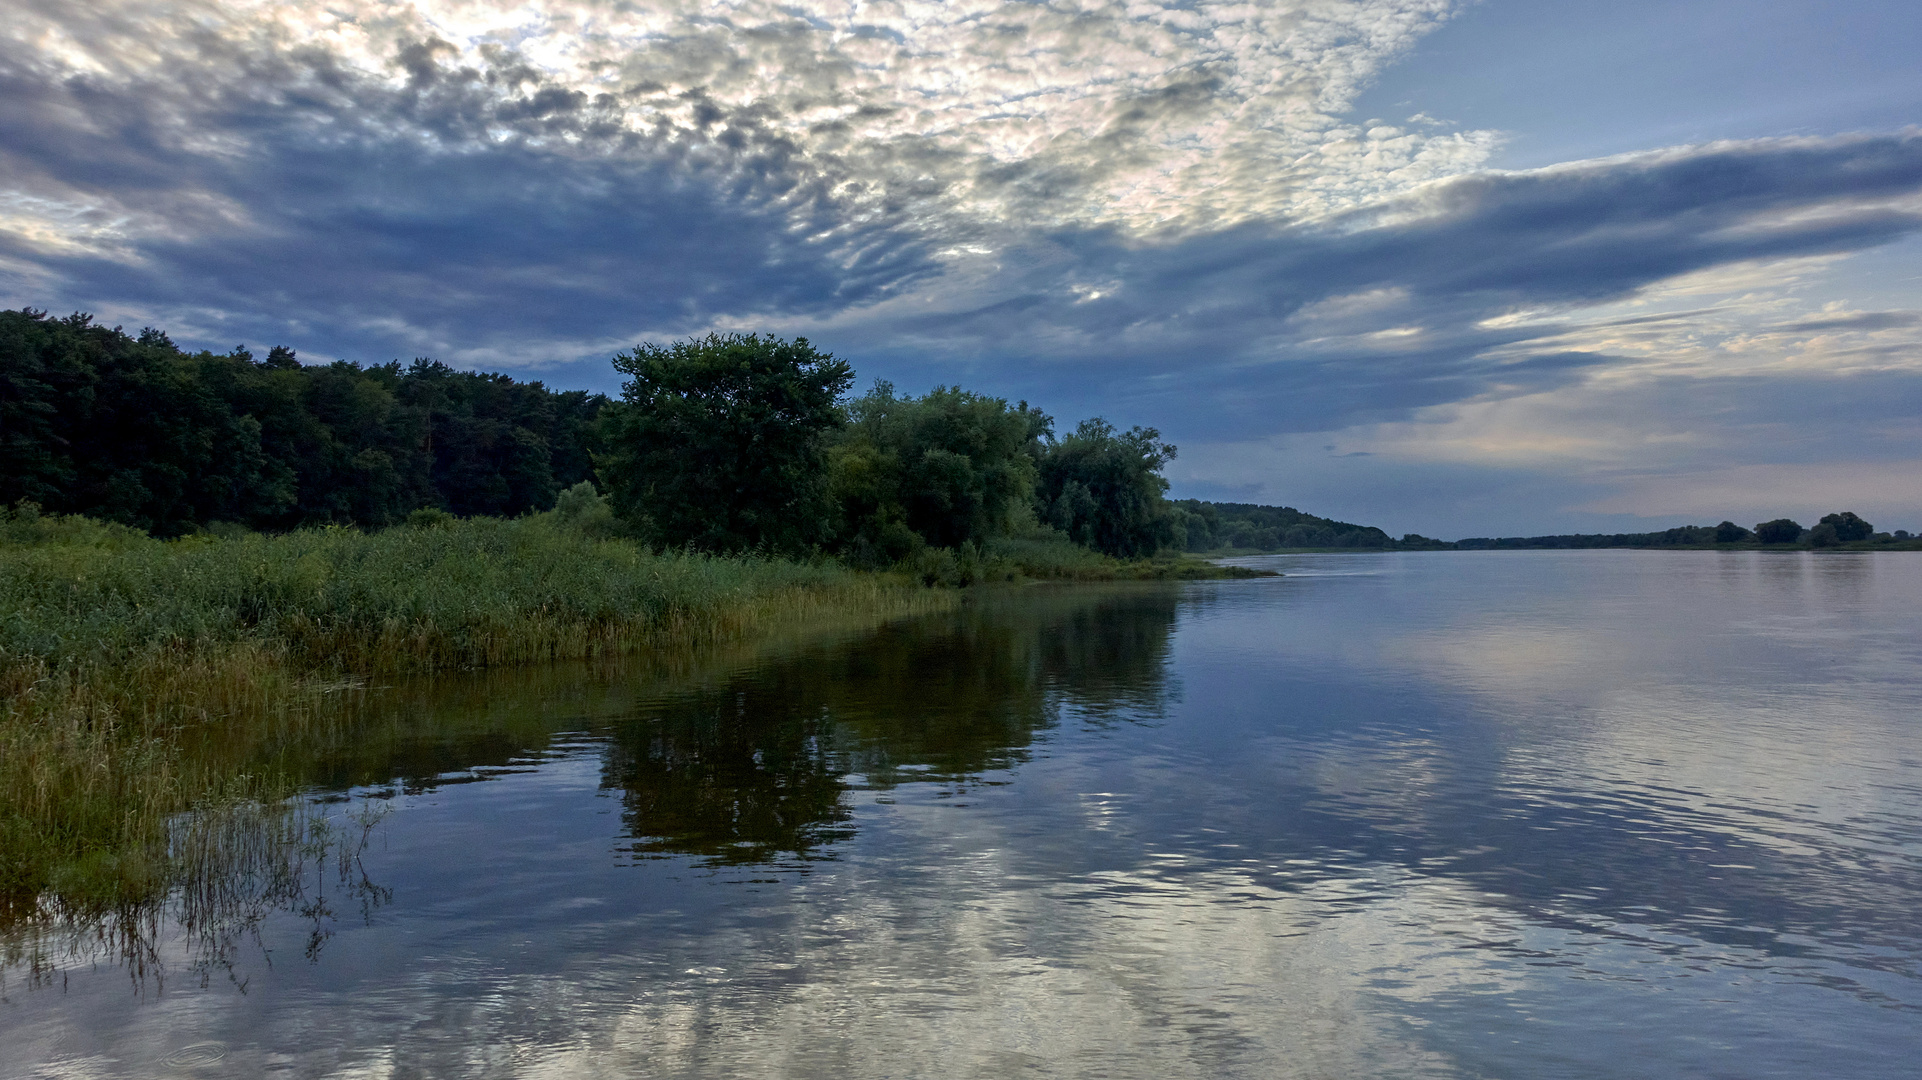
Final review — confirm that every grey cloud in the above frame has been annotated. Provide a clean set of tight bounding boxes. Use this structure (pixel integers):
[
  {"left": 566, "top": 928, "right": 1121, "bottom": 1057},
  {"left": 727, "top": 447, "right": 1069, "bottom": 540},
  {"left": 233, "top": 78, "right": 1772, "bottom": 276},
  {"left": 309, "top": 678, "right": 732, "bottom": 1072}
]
[
  {"left": 1774, "top": 311, "right": 1922, "bottom": 333},
  {"left": 3, "top": 8, "right": 1920, "bottom": 464},
  {"left": 837, "top": 135, "right": 1922, "bottom": 439},
  {"left": 0, "top": 29, "right": 940, "bottom": 361}
]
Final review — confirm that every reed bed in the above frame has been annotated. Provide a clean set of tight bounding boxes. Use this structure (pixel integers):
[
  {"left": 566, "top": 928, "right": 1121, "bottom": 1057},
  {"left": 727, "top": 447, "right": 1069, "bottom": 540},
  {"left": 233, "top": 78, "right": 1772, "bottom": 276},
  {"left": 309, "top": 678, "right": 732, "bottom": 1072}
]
[{"left": 0, "top": 506, "right": 953, "bottom": 914}]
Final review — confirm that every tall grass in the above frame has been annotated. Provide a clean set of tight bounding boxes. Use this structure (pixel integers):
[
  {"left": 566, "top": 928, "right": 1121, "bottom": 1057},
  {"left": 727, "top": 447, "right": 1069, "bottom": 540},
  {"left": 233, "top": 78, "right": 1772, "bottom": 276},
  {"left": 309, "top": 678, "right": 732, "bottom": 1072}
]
[{"left": 0, "top": 504, "right": 952, "bottom": 914}]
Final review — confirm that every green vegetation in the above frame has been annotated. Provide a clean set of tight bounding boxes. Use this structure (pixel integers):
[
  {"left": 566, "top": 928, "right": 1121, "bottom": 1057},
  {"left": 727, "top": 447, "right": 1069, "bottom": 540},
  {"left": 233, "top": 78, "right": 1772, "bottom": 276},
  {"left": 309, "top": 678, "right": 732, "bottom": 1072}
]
[
  {"left": 830, "top": 382, "right": 1050, "bottom": 563},
  {"left": 2, "top": 310, "right": 1261, "bottom": 573},
  {"left": 599, "top": 333, "right": 853, "bottom": 555},
  {"left": 0, "top": 309, "right": 604, "bottom": 534},
  {"left": 0, "top": 503, "right": 956, "bottom": 918},
  {"left": 0, "top": 310, "right": 1259, "bottom": 921},
  {"left": 1170, "top": 500, "right": 1403, "bottom": 552}
]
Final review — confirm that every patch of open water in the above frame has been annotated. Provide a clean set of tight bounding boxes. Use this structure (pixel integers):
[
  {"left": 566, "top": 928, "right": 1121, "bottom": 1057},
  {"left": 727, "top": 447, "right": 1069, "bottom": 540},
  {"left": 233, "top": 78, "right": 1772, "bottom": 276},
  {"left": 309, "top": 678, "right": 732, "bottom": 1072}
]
[{"left": 4, "top": 552, "right": 1920, "bottom": 1078}]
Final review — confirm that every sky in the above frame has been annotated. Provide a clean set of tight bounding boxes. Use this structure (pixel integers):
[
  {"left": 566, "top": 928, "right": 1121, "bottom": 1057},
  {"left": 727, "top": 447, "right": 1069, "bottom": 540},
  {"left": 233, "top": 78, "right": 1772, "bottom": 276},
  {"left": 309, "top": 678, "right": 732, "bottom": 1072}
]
[{"left": 3, "top": 0, "right": 1919, "bottom": 538}]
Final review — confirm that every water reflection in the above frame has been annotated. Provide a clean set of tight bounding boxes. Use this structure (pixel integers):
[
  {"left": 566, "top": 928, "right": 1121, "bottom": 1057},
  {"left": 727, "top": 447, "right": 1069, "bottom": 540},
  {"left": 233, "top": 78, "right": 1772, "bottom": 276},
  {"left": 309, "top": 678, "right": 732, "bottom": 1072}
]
[
  {"left": 1, "top": 800, "right": 388, "bottom": 994},
  {"left": 7, "top": 558, "right": 1922, "bottom": 1079},
  {"left": 607, "top": 585, "right": 1183, "bottom": 864}
]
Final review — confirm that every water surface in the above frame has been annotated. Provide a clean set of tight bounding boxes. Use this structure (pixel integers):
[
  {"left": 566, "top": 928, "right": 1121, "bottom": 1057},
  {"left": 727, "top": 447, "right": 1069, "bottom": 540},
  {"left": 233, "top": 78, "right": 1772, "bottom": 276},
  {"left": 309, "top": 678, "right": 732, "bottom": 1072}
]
[{"left": 5, "top": 552, "right": 1920, "bottom": 1078}]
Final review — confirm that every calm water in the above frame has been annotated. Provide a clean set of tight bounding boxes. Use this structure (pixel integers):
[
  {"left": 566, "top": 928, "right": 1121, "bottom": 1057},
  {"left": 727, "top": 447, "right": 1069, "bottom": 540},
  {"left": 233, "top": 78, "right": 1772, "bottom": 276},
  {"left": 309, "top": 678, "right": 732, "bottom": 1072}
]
[{"left": 5, "top": 552, "right": 1921, "bottom": 1078}]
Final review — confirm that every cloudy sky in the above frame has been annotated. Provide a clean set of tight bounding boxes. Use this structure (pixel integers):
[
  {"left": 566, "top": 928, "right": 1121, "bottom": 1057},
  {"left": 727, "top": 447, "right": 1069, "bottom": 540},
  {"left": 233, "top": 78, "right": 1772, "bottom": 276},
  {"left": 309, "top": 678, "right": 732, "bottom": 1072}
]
[{"left": 4, "top": 1, "right": 1919, "bottom": 537}]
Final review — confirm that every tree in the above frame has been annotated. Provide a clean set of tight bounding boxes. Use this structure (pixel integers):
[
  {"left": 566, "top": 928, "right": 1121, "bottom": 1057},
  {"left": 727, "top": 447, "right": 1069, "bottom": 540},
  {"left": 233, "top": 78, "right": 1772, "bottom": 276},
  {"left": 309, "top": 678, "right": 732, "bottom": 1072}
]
[
  {"left": 598, "top": 333, "right": 853, "bottom": 554},
  {"left": 1818, "top": 511, "right": 1873, "bottom": 542},
  {"left": 1035, "top": 419, "right": 1178, "bottom": 557},
  {"left": 1754, "top": 518, "right": 1803, "bottom": 544},
  {"left": 1714, "top": 521, "right": 1751, "bottom": 544},
  {"left": 828, "top": 383, "right": 1050, "bottom": 562}
]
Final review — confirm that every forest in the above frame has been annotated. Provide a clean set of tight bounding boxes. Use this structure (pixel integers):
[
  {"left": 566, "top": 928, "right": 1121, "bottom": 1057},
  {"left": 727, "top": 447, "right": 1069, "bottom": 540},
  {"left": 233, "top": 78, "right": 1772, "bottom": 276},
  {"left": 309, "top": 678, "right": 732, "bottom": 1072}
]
[{"left": 0, "top": 309, "right": 1399, "bottom": 560}]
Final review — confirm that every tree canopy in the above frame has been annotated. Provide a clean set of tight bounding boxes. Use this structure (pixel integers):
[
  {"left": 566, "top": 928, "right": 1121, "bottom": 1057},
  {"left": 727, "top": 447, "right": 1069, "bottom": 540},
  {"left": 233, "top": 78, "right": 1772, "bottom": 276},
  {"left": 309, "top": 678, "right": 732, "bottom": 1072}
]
[
  {"left": 597, "top": 333, "right": 854, "bottom": 554},
  {"left": 1035, "top": 419, "right": 1179, "bottom": 558},
  {"left": 0, "top": 309, "right": 602, "bottom": 534},
  {"left": 827, "top": 382, "right": 1050, "bottom": 564}
]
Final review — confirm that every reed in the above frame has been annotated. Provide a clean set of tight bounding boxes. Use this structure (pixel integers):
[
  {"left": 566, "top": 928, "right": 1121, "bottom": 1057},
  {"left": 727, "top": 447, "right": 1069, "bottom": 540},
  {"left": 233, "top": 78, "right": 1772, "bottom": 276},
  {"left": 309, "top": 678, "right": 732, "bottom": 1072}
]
[{"left": 0, "top": 505, "right": 953, "bottom": 914}]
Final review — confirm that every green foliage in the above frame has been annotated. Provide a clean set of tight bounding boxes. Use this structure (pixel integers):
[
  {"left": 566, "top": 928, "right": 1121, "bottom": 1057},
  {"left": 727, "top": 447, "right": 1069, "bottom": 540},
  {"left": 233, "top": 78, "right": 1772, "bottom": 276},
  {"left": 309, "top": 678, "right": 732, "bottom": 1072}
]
[
  {"left": 1755, "top": 518, "right": 1804, "bottom": 544},
  {"left": 406, "top": 506, "right": 457, "bottom": 529},
  {"left": 598, "top": 334, "right": 854, "bottom": 555},
  {"left": 828, "top": 382, "right": 1050, "bottom": 565},
  {"left": 1035, "top": 419, "right": 1178, "bottom": 558},
  {"left": 551, "top": 480, "right": 620, "bottom": 538},
  {"left": 0, "top": 309, "right": 606, "bottom": 534},
  {"left": 0, "top": 508, "right": 949, "bottom": 908}
]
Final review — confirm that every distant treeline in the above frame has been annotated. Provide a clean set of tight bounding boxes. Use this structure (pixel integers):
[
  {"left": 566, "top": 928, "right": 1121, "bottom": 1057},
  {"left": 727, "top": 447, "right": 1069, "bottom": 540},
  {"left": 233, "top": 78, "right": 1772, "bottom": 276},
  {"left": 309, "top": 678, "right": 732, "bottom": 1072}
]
[
  {"left": 1456, "top": 514, "right": 1915, "bottom": 550},
  {"left": 1169, "top": 500, "right": 1403, "bottom": 551}
]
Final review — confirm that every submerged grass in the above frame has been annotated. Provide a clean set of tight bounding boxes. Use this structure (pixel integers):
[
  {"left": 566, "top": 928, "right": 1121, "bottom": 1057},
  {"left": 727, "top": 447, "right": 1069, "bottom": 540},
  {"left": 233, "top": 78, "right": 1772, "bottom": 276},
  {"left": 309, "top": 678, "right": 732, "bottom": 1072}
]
[{"left": 0, "top": 506, "right": 955, "bottom": 916}]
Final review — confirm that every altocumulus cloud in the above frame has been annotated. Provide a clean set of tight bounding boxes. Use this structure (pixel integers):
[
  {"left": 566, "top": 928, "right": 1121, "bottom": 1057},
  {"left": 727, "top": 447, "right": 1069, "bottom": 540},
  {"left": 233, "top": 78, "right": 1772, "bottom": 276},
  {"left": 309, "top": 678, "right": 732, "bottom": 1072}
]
[{"left": 3, "top": 0, "right": 1921, "bottom": 534}]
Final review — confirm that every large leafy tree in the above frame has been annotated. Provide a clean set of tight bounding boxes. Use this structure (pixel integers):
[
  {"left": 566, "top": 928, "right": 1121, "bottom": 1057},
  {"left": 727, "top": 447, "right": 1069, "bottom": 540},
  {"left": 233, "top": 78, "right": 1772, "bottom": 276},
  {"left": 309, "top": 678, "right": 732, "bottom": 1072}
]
[
  {"left": 599, "top": 333, "right": 853, "bottom": 554},
  {"left": 1036, "top": 418, "right": 1178, "bottom": 558},
  {"left": 829, "top": 383, "right": 1050, "bottom": 562}
]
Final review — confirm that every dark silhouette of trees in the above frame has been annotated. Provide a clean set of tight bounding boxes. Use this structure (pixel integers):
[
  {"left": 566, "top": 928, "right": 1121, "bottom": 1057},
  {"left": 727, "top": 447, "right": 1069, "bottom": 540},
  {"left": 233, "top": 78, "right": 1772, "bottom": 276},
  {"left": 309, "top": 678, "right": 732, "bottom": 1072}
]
[
  {"left": 0, "top": 308, "right": 604, "bottom": 534},
  {"left": 1171, "top": 500, "right": 1393, "bottom": 551},
  {"left": 597, "top": 333, "right": 853, "bottom": 554},
  {"left": 1818, "top": 511, "right": 1873, "bottom": 542},
  {"left": 1755, "top": 519, "right": 1804, "bottom": 544}
]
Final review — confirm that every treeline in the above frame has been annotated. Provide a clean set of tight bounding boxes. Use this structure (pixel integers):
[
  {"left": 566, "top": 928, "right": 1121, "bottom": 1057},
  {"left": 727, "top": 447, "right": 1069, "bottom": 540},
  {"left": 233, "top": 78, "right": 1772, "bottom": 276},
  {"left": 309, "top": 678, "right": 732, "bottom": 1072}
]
[
  {"left": 1, "top": 310, "right": 603, "bottom": 534},
  {"left": 1456, "top": 513, "right": 1914, "bottom": 550},
  {"left": 0, "top": 312, "right": 1236, "bottom": 565},
  {"left": 1169, "top": 500, "right": 1400, "bottom": 552}
]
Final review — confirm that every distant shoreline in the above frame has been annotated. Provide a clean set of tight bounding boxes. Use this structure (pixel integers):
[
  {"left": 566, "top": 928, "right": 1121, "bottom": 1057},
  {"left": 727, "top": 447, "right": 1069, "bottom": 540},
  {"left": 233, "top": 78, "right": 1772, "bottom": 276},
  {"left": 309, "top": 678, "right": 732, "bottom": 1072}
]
[{"left": 1210, "top": 541, "right": 1922, "bottom": 555}]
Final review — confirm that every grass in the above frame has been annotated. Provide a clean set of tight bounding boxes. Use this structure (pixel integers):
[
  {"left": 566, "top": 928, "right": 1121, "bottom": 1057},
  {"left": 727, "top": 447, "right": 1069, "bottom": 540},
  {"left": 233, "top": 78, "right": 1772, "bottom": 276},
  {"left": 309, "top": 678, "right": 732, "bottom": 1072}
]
[{"left": 0, "top": 504, "right": 955, "bottom": 919}]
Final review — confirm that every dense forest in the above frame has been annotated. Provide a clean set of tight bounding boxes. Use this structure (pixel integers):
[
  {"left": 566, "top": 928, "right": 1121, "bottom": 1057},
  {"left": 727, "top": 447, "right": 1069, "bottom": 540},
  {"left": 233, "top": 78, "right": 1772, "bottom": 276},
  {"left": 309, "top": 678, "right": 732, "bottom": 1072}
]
[
  {"left": 1169, "top": 500, "right": 1402, "bottom": 552},
  {"left": 0, "top": 309, "right": 603, "bottom": 534}
]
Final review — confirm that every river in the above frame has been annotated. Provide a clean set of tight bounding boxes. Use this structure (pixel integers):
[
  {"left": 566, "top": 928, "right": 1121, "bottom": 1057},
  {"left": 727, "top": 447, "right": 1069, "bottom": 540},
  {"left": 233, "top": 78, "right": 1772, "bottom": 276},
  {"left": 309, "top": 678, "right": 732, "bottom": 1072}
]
[{"left": 4, "top": 551, "right": 1920, "bottom": 1078}]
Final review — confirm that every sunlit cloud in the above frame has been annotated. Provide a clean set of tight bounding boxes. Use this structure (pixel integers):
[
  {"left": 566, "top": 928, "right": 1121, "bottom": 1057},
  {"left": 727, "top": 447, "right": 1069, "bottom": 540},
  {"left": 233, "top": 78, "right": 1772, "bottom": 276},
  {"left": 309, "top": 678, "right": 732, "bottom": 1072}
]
[{"left": 3, "top": 1, "right": 1921, "bottom": 533}]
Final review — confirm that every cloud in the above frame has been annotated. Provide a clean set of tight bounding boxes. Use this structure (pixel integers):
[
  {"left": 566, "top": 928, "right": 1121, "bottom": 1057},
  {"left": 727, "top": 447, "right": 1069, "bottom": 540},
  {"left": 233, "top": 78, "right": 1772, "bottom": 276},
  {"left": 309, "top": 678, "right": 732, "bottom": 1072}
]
[
  {"left": 823, "top": 134, "right": 1922, "bottom": 440},
  {"left": 3, "top": 2, "right": 1922, "bottom": 532}
]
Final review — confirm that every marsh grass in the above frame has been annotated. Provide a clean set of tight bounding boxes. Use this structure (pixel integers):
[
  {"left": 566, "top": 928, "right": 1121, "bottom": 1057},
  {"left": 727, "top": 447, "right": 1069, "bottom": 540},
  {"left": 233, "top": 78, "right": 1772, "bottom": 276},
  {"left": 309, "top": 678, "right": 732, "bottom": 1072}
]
[{"left": 0, "top": 505, "right": 953, "bottom": 917}]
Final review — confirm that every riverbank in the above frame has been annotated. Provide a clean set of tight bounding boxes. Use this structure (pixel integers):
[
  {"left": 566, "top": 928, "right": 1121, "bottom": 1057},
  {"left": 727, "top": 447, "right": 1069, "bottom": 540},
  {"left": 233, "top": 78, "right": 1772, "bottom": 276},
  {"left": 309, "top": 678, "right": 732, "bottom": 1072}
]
[
  {"left": 0, "top": 508, "right": 961, "bottom": 915},
  {"left": 0, "top": 506, "right": 1259, "bottom": 917}
]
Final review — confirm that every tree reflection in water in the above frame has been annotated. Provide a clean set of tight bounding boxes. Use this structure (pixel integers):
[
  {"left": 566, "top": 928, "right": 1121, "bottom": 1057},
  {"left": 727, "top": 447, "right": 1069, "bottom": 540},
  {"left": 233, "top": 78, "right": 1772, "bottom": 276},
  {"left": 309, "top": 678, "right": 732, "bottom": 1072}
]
[
  {"left": 1, "top": 584, "right": 1186, "bottom": 984},
  {"left": 604, "top": 586, "right": 1183, "bottom": 865}
]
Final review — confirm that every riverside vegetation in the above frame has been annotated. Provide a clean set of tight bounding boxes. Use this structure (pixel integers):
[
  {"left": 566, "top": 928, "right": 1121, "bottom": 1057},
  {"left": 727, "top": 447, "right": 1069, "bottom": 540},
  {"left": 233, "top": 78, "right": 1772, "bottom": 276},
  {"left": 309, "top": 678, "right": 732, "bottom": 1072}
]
[
  {"left": 0, "top": 311, "right": 1260, "bottom": 926},
  {"left": 0, "top": 502, "right": 961, "bottom": 926}
]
